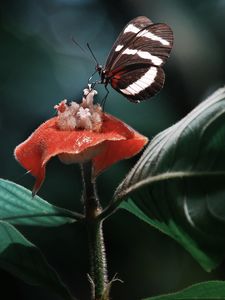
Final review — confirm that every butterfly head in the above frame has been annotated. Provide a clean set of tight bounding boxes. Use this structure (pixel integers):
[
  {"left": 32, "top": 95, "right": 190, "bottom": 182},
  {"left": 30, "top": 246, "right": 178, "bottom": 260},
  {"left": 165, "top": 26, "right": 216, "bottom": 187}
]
[
  {"left": 96, "top": 64, "right": 103, "bottom": 74},
  {"left": 96, "top": 64, "right": 108, "bottom": 84}
]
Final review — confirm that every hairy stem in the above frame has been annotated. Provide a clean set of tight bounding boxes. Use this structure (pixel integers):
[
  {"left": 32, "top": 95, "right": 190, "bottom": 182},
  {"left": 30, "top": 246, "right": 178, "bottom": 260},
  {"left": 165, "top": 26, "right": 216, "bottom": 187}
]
[{"left": 81, "top": 161, "right": 108, "bottom": 300}]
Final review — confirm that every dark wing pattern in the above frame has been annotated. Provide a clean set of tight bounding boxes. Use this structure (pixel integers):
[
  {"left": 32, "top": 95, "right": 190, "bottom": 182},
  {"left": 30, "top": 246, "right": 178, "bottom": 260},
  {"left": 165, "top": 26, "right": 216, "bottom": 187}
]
[
  {"left": 103, "top": 16, "right": 173, "bottom": 102},
  {"left": 110, "top": 64, "right": 165, "bottom": 102},
  {"left": 105, "top": 16, "right": 153, "bottom": 70},
  {"left": 107, "top": 22, "right": 173, "bottom": 71}
]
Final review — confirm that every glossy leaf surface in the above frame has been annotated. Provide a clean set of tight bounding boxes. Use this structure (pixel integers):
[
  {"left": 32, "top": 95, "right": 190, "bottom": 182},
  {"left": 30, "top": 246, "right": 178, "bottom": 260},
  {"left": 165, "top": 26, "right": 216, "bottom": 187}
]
[
  {"left": 114, "top": 87, "right": 225, "bottom": 271},
  {"left": 0, "top": 179, "right": 79, "bottom": 226},
  {"left": 143, "top": 281, "right": 225, "bottom": 299},
  {"left": 0, "top": 221, "right": 74, "bottom": 299}
]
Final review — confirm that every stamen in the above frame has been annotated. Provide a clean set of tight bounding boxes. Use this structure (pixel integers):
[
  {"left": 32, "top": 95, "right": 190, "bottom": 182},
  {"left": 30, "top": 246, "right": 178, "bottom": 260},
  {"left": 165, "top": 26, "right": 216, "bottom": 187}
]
[{"left": 55, "top": 87, "right": 102, "bottom": 132}]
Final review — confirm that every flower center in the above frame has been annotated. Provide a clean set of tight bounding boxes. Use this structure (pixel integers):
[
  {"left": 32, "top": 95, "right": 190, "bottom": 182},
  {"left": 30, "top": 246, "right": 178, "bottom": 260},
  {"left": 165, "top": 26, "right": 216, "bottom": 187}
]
[{"left": 54, "top": 88, "right": 103, "bottom": 132}]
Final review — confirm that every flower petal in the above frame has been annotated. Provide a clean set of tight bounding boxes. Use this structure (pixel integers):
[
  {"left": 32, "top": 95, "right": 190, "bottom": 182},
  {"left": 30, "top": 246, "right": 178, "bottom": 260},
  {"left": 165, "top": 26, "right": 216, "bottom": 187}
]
[
  {"left": 15, "top": 113, "right": 148, "bottom": 194},
  {"left": 93, "top": 115, "right": 148, "bottom": 175}
]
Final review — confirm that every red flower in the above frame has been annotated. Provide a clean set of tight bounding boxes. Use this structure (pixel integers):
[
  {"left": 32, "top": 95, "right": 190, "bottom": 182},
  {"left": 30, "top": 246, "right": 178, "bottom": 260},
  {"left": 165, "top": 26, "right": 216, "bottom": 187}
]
[{"left": 14, "top": 89, "right": 148, "bottom": 194}]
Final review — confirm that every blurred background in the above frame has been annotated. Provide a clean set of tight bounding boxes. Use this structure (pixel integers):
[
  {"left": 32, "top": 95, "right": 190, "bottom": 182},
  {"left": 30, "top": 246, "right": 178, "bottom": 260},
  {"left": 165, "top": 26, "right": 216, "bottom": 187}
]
[{"left": 1, "top": 0, "right": 225, "bottom": 299}]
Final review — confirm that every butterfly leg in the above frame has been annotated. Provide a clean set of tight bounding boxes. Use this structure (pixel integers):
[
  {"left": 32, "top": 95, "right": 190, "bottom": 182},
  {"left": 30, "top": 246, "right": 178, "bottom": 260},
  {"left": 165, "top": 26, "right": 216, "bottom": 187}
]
[
  {"left": 88, "top": 70, "right": 98, "bottom": 85},
  {"left": 85, "top": 71, "right": 100, "bottom": 100},
  {"left": 100, "top": 84, "right": 109, "bottom": 109}
]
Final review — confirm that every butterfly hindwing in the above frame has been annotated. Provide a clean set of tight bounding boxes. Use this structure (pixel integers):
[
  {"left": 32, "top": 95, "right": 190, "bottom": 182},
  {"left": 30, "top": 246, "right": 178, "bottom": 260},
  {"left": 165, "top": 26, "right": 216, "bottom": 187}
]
[{"left": 110, "top": 64, "right": 165, "bottom": 102}]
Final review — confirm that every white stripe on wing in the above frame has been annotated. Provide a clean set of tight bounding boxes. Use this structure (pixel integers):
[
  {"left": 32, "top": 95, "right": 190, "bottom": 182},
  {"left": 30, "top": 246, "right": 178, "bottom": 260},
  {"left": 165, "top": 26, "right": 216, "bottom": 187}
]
[
  {"left": 137, "top": 29, "right": 170, "bottom": 46},
  {"left": 120, "top": 66, "right": 157, "bottom": 95},
  {"left": 122, "top": 48, "right": 163, "bottom": 66},
  {"left": 124, "top": 23, "right": 170, "bottom": 46},
  {"left": 124, "top": 24, "right": 139, "bottom": 34},
  {"left": 115, "top": 44, "right": 124, "bottom": 51}
]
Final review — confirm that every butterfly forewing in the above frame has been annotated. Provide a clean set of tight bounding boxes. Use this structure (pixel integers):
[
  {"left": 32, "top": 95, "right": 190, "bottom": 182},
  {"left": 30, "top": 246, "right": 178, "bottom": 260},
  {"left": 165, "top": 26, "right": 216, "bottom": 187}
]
[
  {"left": 105, "top": 16, "right": 153, "bottom": 70},
  {"left": 108, "top": 23, "right": 173, "bottom": 72}
]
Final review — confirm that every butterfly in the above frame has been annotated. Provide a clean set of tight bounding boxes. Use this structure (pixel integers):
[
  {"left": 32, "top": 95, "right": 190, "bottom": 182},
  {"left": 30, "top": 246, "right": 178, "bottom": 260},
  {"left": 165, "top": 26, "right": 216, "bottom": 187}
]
[{"left": 95, "top": 16, "right": 173, "bottom": 103}]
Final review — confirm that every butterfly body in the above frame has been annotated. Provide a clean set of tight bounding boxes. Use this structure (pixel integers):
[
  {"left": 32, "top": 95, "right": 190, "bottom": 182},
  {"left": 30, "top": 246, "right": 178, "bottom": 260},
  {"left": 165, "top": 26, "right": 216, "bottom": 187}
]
[{"left": 95, "top": 16, "right": 173, "bottom": 103}]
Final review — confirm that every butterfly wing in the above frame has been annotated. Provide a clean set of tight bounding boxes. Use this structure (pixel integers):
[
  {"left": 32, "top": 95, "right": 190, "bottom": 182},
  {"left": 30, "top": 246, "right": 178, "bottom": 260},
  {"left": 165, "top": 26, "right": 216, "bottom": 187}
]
[
  {"left": 112, "top": 26, "right": 173, "bottom": 72},
  {"left": 110, "top": 64, "right": 165, "bottom": 102},
  {"left": 105, "top": 16, "right": 153, "bottom": 70},
  {"left": 104, "top": 16, "right": 173, "bottom": 102}
]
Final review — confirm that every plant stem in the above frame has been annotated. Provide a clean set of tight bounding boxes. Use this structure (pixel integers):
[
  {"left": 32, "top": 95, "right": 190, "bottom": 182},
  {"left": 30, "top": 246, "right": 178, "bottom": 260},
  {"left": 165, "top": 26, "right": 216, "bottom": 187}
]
[{"left": 81, "top": 161, "right": 108, "bottom": 300}]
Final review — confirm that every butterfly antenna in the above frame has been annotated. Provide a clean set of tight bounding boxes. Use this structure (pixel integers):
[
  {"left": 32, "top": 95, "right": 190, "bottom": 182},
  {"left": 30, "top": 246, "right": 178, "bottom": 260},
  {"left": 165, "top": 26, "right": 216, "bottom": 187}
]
[
  {"left": 86, "top": 42, "right": 102, "bottom": 85},
  {"left": 71, "top": 36, "right": 98, "bottom": 65},
  {"left": 71, "top": 38, "right": 99, "bottom": 67},
  {"left": 86, "top": 42, "right": 99, "bottom": 66},
  {"left": 71, "top": 36, "right": 88, "bottom": 54}
]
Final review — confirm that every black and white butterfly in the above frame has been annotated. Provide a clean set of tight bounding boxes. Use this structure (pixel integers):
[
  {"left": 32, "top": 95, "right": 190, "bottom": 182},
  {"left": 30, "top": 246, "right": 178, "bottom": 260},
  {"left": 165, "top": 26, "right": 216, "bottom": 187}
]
[{"left": 95, "top": 16, "right": 173, "bottom": 103}]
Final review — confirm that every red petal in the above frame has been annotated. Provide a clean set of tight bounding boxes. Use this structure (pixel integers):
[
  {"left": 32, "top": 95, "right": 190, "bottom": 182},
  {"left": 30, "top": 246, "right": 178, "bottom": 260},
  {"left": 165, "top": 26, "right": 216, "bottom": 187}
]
[
  {"left": 93, "top": 115, "right": 148, "bottom": 175},
  {"left": 14, "top": 113, "right": 148, "bottom": 194}
]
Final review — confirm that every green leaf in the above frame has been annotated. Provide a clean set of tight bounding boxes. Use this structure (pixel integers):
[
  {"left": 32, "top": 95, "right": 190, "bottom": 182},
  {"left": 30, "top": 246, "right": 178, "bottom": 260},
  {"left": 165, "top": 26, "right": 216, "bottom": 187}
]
[
  {"left": 143, "top": 281, "right": 225, "bottom": 299},
  {"left": 113, "top": 87, "right": 225, "bottom": 271},
  {"left": 0, "top": 221, "right": 75, "bottom": 299},
  {"left": 0, "top": 179, "right": 81, "bottom": 226}
]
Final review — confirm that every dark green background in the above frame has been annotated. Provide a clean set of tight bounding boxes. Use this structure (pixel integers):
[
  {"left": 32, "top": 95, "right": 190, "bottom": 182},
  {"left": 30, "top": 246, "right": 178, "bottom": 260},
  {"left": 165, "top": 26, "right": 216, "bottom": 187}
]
[{"left": 1, "top": 0, "right": 225, "bottom": 299}]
